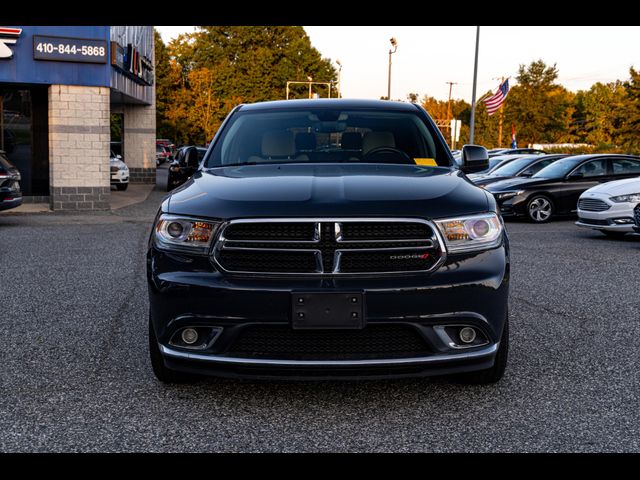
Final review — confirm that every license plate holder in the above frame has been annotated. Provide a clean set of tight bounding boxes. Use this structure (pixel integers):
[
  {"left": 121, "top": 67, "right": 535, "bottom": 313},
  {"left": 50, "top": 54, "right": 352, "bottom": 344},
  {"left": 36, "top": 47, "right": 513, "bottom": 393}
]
[{"left": 291, "top": 292, "right": 364, "bottom": 329}]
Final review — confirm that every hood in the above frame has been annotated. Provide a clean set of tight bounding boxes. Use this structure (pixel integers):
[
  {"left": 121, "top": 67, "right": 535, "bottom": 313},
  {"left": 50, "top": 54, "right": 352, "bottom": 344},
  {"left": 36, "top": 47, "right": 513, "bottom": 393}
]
[
  {"left": 166, "top": 163, "right": 490, "bottom": 220},
  {"left": 110, "top": 157, "right": 128, "bottom": 169},
  {"left": 581, "top": 176, "right": 640, "bottom": 196},
  {"left": 485, "top": 176, "right": 553, "bottom": 192},
  {"left": 472, "top": 175, "right": 513, "bottom": 187}
]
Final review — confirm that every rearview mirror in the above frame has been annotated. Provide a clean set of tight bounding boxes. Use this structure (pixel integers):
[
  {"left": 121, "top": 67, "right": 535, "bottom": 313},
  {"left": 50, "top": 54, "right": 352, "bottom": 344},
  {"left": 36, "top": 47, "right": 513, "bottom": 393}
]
[{"left": 460, "top": 145, "right": 489, "bottom": 174}]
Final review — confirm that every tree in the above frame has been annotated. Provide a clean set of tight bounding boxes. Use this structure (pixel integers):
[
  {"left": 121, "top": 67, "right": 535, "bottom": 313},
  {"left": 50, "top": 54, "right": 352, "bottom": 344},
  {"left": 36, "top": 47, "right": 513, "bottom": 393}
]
[
  {"left": 580, "top": 81, "right": 627, "bottom": 147},
  {"left": 154, "top": 26, "right": 337, "bottom": 144},
  {"left": 618, "top": 68, "right": 640, "bottom": 153},
  {"left": 501, "top": 60, "right": 574, "bottom": 147}
]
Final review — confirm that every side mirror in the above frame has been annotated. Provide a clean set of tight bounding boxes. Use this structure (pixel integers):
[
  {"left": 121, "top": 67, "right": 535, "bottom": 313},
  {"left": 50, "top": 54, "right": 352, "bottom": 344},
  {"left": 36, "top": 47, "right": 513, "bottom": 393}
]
[
  {"left": 568, "top": 171, "right": 584, "bottom": 180},
  {"left": 460, "top": 144, "right": 489, "bottom": 174},
  {"left": 184, "top": 147, "right": 200, "bottom": 169},
  {"left": 116, "top": 154, "right": 122, "bottom": 160},
  {"left": 520, "top": 169, "right": 534, "bottom": 177}
]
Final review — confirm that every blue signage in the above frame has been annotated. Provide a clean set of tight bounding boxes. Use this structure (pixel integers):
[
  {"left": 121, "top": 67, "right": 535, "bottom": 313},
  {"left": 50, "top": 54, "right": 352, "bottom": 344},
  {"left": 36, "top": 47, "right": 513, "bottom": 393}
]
[{"left": 0, "top": 26, "right": 111, "bottom": 87}]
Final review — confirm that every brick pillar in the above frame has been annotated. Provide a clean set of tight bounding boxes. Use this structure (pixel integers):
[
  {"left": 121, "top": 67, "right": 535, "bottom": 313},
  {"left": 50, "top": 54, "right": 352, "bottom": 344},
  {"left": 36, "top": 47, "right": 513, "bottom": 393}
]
[
  {"left": 124, "top": 88, "right": 156, "bottom": 184},
  {"left": 48, "top": 85, "right": 111, "bottom": 211}
]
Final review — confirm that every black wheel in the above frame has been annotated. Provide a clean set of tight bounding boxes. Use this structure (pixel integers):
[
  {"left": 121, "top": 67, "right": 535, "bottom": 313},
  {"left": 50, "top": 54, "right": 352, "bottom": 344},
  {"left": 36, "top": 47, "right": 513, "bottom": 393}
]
[
  {"left": 115, "top": 183, "right": 128, "bottom": 191},
  {"left": 455, "top": 316, "right": 509, "bottom": 385},
  {"left": 601, "top": 230, "right": 627, "bottom": 239},
  {"left": 526, "top": 195, "right": 554, "bottom": 223},
  {"left": 148, "top": 313, "right": 197, "bottom": 383}
]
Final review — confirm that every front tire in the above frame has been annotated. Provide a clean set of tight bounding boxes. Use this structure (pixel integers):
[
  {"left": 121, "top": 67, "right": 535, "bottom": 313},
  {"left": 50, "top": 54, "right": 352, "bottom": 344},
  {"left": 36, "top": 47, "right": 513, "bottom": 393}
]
[
  {"left": 149, "top": 314, "right": 197, "bottom": 383},
  {"left": 455, "top": 317, "right": 509, "bottom": 385},
  {"left": 526, "top": 195, "right": 554, "bottom": 223}
]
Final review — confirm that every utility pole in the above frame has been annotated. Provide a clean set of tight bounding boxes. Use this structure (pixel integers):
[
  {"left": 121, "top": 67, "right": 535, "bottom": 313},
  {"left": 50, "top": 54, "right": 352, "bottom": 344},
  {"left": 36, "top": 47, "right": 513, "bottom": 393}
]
[
  {"left": 469, "top": 26, "right": 480, "bottom": 144},
  {"left": 446, "top": 81, "right": 458, "bottom": 149},
  {"left": 387, "top": 37, "right": 398, "bottom": 100}
]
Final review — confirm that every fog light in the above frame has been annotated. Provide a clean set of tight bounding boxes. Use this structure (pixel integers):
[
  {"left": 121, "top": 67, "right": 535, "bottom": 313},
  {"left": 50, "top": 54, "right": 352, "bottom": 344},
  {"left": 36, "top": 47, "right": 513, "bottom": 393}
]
[
  {"left": 459, "top": 327, "right": 476, "bottom": 344},
  {"left": 181, "top": 328, "right": 199, "bottom": 345},
  {"left": 612, "top": 218, "right": 634, "bottom": 224}
]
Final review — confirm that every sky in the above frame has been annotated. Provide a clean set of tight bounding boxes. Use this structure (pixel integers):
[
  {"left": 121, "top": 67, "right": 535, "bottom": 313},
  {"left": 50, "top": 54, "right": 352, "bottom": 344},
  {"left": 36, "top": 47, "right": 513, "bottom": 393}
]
[{"left": 156, "top": 26, "right": 640, "bottom": 103}]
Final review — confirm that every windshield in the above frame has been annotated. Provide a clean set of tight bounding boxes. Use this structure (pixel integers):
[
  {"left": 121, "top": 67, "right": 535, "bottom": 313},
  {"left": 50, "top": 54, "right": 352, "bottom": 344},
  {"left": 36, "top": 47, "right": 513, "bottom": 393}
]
[
  {"left": 490, "top": 156, "right": 539, "bottom": 176},
  {"left": 533, "top": 157, "right": 584, "bottom": 178},
  {"left": 205, "top": 108, "right": 450, "bottom": 168}
]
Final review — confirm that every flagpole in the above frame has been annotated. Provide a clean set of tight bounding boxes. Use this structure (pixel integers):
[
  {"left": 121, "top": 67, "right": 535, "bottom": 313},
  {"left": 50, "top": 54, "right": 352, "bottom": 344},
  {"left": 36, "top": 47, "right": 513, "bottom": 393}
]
[
  {"left": 497, "top": 77, "right": 504, "bottom": 147},
  {"left": 469, "top": 26, "right": 480, "bottom": 144}
]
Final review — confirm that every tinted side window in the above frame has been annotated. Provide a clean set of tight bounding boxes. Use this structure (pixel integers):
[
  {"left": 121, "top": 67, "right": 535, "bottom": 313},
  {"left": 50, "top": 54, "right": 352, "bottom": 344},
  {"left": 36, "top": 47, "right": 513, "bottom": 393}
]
[
  {"left": 525, "top": 158, "right": 555, "bottom": 175},
  {"left": 612, "top": 158, "right": 640, "bottom": 174},
  {"left": 574, "top": 159, "right": 607, "bottom": 177}
]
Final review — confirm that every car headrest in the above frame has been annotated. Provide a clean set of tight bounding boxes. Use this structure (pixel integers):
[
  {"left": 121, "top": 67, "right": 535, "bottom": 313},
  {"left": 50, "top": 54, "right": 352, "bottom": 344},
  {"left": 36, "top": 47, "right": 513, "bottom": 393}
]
[
  {"left": 362, "top": 131, "right": 395, "bottom": 155},
  {"left": 295, "top": 132, "right": 316, "bottom": 152},
  {"left": 341, "top": 132, "right": 362, "bottom": 150},
  {"left": 262, "top": 131, "right": 296, "bottom": 158}
]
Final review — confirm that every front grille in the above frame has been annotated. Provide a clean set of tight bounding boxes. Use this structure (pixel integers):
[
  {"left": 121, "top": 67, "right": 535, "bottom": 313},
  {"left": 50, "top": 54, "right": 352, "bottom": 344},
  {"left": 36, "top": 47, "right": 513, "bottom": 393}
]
[
  {"left": 226, "top": 324, "right": 431, "bottom": 360},
  {"left": 634, "top": 204, "right": 640, "bottom": 227},
  {"left": 578, "top": 198, "right": 611, "bottom": 212},
  {"left": 213, "top": 218, "right": 444, "bottom": 275},
  {"left": 578, "top": 217, "right": 610, "bottom": 226}
]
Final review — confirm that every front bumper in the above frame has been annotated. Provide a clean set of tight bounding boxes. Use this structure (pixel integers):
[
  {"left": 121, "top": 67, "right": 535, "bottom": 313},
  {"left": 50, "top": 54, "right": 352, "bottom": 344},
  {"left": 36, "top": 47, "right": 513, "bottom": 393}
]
[
  {"left": 0, "top": 194, "right": 23, "bottom": 211},
  {"left": 576, "top": 198, "right": 637, "bottom": 232},
  {"left": 147, "top": 242, "right": 510, "bottom": 379},
  {"left": 110, "top": 170, "right": 129, "bottom": 184}
]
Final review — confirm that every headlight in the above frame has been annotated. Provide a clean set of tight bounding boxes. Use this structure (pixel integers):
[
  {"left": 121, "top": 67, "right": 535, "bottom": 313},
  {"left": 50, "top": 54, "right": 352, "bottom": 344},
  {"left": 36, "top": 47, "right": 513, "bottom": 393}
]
[
  {"left": 119, "top": 164, "right": 128, "bottom": 171},
  {"left": 495, "top": 190, "right": 524, "bottom": 201},
  {"left": 154, "top": 214, "right": 220, "bottom": 255},
  {"left": 610, "top": 193, "right": 640, "bottom": 203},
  {"left": 434, "top": 213, "right": 503, "bottom": 253}
]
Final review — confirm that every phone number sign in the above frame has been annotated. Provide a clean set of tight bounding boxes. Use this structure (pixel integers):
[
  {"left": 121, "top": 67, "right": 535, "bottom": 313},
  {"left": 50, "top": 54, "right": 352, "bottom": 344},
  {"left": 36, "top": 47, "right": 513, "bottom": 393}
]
[{"left": 33, "top": 35, "right": 108, "bottom": 64}]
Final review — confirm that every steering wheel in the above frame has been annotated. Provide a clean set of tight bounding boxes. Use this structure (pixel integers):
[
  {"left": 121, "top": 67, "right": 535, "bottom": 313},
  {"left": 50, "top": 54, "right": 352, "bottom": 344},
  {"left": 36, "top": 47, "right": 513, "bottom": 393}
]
[{"left": 361, "top": 146, "right": 415, "bottom": 165}]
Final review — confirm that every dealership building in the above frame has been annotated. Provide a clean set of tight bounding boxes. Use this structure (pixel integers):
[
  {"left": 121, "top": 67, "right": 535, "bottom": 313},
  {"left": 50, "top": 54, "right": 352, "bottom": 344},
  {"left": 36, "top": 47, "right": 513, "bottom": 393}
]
[{"left": 0, "top": 25, "right": 156, "bottom": 210}]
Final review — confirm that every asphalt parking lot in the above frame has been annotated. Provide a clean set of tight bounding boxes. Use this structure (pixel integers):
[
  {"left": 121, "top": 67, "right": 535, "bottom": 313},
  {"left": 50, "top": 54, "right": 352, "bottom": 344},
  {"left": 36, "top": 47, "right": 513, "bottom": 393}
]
[{"left": 0, "top": 192, "right": 639, "bottom": 452}]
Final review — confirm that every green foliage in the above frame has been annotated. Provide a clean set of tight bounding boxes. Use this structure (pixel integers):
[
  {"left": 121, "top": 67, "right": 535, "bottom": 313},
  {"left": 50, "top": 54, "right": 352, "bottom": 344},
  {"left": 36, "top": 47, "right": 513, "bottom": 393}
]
[{"left": 155, "top": 26, "right": 337, "bottom": 145}]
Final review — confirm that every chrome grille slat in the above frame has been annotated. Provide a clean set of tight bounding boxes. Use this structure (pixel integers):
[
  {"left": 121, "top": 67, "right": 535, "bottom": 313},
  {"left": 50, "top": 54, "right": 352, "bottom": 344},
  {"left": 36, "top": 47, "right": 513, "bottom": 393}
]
[
  {"left": 578, "top": 198, "right": 611, "bottom": 212},
  {"left": 212, "top": 218, "right": 446, "bottom": 275}
]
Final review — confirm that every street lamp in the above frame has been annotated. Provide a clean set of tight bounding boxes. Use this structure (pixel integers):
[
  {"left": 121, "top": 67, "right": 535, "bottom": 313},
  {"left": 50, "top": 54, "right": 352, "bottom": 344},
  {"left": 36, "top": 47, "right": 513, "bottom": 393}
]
[
  {"left": 307, "top": 75, "right": 313, "bottom": 99},
  {"left": 336, "top": 59, "right": 342, "bottom": 98},
  {"left": 387, "top": 37, "right": 398, "bottom": 100}
]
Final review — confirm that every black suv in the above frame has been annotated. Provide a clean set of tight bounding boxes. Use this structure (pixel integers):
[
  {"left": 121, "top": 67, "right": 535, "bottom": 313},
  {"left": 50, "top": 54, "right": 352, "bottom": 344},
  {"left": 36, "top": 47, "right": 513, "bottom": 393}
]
[
  {"left": 0, "top": 151, "right": 22, "bottom": 211},
  {"left": 147, "top": 99, "right": 510, "bottom": 383}
]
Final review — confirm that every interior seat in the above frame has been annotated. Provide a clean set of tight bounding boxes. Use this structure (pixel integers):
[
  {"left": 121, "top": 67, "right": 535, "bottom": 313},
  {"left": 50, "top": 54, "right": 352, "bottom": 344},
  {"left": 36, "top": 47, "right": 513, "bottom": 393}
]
[
  {"left": 362, "top": 131, "right": 396, "bottom": 156},
  {"left": 248, "top": 131, "right": 310, "bottom": 163}
]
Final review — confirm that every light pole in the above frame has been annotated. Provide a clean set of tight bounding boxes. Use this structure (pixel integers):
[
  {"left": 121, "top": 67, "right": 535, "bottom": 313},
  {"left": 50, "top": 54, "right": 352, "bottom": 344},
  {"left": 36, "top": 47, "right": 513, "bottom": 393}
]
[
  {"left": 469, "top": 26, "right": 480, "bottom": 144},
  {"left": 387, "top": 37, "right": 397, "bottom": 100},
  {"left": 336, "top": 59, "right": 342, "bottom": 98},
  {"left": 307, "top": 75, "right": 313, "bottom": 99}
]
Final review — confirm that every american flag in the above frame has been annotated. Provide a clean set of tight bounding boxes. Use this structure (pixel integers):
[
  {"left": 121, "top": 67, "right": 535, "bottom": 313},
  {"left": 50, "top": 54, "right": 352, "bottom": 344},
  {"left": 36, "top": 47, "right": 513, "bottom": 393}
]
[{"left": 483, "top": 79, "right": 510, "bottom": 116}]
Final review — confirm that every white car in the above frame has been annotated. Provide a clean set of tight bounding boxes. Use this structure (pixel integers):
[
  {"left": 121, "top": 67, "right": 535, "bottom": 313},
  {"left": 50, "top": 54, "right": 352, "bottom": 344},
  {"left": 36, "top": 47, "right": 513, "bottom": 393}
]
[
  {"left": 110, "top": 152, "right": 129, "bottom": 191},
  {"left": 576, "top": 177, "right": 640, "bottom": 237}
]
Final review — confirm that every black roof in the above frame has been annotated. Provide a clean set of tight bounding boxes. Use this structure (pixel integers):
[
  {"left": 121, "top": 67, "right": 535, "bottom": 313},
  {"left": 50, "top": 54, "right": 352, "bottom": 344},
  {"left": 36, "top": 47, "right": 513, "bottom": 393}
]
[
  {"left": 557, "top": 153, "right": 640, "bottom": 162},
  {"left": 238, "top": 98, "right": 420, "bottom": 112}
]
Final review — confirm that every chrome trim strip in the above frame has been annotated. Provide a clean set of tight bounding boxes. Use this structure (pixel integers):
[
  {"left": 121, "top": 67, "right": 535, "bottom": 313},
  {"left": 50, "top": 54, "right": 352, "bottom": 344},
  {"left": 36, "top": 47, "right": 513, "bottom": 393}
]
[
  {"left": 160, "top": 342, "right": 498, "bottom": 367},
  {"left": 211, "top": 217, "right": 447, "bottom": 276}
]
